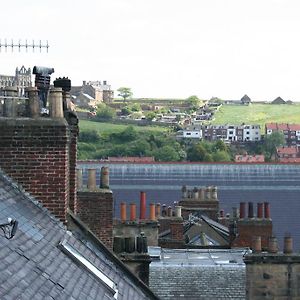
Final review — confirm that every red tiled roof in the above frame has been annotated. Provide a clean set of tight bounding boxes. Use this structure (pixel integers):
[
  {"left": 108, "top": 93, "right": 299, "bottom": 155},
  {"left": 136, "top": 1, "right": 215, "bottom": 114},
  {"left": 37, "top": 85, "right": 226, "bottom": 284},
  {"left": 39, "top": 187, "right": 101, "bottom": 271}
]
[
  {"left": 288, "top": 124, "right": 300, "bottom": 131},
  {"left": 278, "top": 157, "right": 300, "bottom": 163},
  {"left": 277, "top": 123, "right": 289, "bottom": 130},
  {"left": 276, "top": 146, "right": 298, "bottom": 155},
  {"left": 265, "top": 123, "right": 278, "bottom": 130},
  {"left": 107, "top": 156, "right": 155, "bottom": 163},
  {"left": 235, "top": 155, "right": 265, "bottom": 163}
]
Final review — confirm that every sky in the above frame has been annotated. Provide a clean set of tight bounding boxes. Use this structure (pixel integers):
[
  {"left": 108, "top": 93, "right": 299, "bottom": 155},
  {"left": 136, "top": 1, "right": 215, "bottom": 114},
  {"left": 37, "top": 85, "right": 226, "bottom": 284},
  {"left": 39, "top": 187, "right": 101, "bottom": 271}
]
[{"left": 1, "top": 0, "right": 300, "bottom": 101}]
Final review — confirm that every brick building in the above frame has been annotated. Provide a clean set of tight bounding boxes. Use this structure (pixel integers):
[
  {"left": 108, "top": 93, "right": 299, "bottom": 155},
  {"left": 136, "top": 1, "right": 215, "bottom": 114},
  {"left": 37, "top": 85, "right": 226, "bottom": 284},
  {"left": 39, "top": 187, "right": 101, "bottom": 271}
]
[
  {"left": 265, "top": 123, "right": 300, "bottom": 146},
  {"left": 181, "top": 123, "right": 261, "bottom": 142}
]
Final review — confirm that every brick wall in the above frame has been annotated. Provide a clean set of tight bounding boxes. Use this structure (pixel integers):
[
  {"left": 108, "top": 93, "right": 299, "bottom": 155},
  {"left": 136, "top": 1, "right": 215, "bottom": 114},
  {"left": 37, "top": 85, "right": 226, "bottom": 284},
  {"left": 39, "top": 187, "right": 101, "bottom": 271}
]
[
  {"left": 231, "top": 219, "right": 272, "bottom": 249},
  {"left": 76, "top": 191, "right": 113, "bottom": 249},
  {"left": 0, "top": 118, "right": 70, "bottom": 222}
]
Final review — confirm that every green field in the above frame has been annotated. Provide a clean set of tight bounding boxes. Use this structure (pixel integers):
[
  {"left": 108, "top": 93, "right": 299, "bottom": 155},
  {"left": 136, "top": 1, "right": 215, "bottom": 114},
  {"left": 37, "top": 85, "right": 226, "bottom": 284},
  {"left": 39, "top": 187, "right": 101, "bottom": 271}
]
[
  {"left": 212, "top": 103, "right": 300, "bottom": 130},
  {"left": 79, "top": 120, "right": 168, "bottom": 134}
]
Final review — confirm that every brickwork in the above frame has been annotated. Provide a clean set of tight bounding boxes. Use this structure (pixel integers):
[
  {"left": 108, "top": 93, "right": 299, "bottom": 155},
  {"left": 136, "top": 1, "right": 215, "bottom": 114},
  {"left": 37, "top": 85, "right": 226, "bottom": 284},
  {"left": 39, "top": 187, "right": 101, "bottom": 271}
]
[
  {"left": 76, "top": 191, "right": 113, "bottom": 249},
  {"left": 0, "top": 118, "right": 70, "bottom": 222},
  {"left": 170, "top": 220, "right": 184, "bottom": 241},
  {"left": 231, "top": 219, "right": 272, "bottom": 249},
  {"left": 179, "top": 200, "right": 219, "bottom": 220}
]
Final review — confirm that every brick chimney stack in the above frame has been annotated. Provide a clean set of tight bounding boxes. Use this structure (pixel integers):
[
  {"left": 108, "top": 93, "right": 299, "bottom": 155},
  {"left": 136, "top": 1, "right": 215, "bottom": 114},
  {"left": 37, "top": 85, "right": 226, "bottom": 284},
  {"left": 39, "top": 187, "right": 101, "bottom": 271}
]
[
  {"left": 76, "top": 168, "right": 113, "bottom": 249},
  {"left": 0, "top": 85, "right": 78, "bottom": 223}
]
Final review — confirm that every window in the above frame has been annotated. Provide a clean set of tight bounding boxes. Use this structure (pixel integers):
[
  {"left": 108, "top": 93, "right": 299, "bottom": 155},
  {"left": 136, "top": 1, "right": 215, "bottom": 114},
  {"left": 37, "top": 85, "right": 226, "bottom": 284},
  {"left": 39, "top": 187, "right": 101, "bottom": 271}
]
[{"left": 59, "top": 240, "right": 118, "bottom": 299}]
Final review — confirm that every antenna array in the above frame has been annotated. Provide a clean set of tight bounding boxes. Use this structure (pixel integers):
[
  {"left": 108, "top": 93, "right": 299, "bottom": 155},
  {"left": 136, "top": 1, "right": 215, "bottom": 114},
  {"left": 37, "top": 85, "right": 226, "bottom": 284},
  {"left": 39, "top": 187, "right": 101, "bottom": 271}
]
[{"left": 0, "top": 39, "right": 49, "bottom": 52}]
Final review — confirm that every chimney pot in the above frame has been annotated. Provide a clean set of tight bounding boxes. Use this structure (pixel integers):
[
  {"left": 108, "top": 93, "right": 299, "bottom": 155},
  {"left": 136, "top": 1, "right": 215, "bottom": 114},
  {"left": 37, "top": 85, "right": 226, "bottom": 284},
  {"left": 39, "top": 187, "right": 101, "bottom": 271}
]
[
  {"left": 167, "top": 206, "right": 173, "bottom": 217},
  {"left": 219, "top": 209, "right": 224, "bottom": 218},
  {"left": 121, "top": 202, "right": 127, "bottom": 222},
  {"left": 87, "top": 169, "right": 97, "bottom": 191},
  {"left": 49, "top": 87, "right": 64, "bottom": 118},
  {"left": 240, "top": 202, "right": 246, "bottom": 219},
  {"left": 264, "top": 202, "right": 271, "bottom": 219},
  {"left": 149, "top": 203, "right": 156, "bottom": 221},
  {"left": 232, "top": 207, "right": 238, "bottom": 218},
  {"left": 284, "top": 235, "right": 293, "bottom": 254},
  {"left": 155, "top": 203, "right": 161, "bottom": 218},
  {"left": 174, "top": 206, "right": 182, "bottom": 218},
  {"left": 130, "top": 203, "right": 137, "bottom": 221},
  {"left": 100, "top": 166, "right": 109, "bottom": 189},
  {"left": 199, "top": 188, "right": 205, "bottom": 200},
  {"left": 211, "top": 186, "right": 218, "bottom": 200},
  {"left": 3, "top": 86, "right": 18, "bottom": 117},
  {"left": 140, "top": 191, "right": 146, "bottom": 220},
  {"left": 205, "top": 186, "right": 211, "bottom": 200},
  {"left": 268, "top": 236, "right": 278, "bottom": 253},
  {"left": 248, "top": 202, "right": 254, "bottom": 218},
  {"left": 162, "top": 204, "right": 167, "bottom": 217},
  {"left": 192, "top": 187, "right": 199, "bottom": 199},
  {"left": 25, "top": 86, "right": 40, "bottom": 117},
  {"left": 252, "top": 236, "right": 262, "bottom": 253},
  {"left": 257, "top": 203, "right": 263, "bottom": 218}
]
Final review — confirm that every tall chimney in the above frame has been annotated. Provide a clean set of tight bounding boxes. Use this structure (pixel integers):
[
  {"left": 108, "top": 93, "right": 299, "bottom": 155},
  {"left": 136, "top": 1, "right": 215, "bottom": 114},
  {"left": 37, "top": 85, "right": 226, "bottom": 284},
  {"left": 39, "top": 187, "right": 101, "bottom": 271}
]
[
  {"left": 264, "top": 202, "right": 271, "bottom": 219},
  {"left": 130, "top": 203, "right": 137, "bottom": 221},
  {"left": 240, "top": 202, "right": 246, "bottom": 219},
  {"left": 248, "top": 202, "right": 254, "bottom": 218},
  {"left": 140, "top": 191, "right": 146, "bottom": 220}
]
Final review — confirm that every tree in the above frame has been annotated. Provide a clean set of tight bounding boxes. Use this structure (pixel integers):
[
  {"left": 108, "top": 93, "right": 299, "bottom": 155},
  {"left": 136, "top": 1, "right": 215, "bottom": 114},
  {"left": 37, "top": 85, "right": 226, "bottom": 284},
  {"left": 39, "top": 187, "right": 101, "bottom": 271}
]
[
  {"left": 187, "top": 143, "right": 208, "bottom": 161},
  {"left": 212, "top": 150, "right": 231, "bottom": 162},
  {"left": 145, "top": 111, "right": 156, "bottom": 121},
  {"left": 117, "top": 87, "right": 133, "bottom": 103},
  {"left": 96, "top": 103, "right": 116, "bottom": 120},
  {"left": 153, "top": 145, "right": 180, "bottom": 161},
  {"left": 263, "top": 131, "right": 285, "bottom": 160}
]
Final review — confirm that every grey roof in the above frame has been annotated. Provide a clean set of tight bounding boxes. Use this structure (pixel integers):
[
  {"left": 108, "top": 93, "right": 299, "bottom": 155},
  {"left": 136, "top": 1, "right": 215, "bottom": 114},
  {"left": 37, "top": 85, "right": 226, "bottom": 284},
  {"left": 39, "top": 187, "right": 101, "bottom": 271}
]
[
  {"left": 149, "top": 248, "right": 247, "bottom": 300},
  {"left": 0, "top": 169, "right": 158, "bottom": 300}
]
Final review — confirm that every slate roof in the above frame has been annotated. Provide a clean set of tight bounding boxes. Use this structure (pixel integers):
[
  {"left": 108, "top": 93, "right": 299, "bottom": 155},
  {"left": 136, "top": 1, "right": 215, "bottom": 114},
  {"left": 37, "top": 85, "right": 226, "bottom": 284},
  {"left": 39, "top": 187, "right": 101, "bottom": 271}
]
[
  {"left": 149, "top": 248, "right": 247, "bottom": 300},
  {"left": 0, "top": 168, "right": 158, "bottom": 300}
]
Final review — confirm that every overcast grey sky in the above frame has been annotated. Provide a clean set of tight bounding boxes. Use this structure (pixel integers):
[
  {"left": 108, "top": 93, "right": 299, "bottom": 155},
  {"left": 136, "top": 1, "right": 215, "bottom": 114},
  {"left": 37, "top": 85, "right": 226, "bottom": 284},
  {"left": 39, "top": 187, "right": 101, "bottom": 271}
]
[{"left": 1, "top": 0, "right": 300, "bottom": 100}]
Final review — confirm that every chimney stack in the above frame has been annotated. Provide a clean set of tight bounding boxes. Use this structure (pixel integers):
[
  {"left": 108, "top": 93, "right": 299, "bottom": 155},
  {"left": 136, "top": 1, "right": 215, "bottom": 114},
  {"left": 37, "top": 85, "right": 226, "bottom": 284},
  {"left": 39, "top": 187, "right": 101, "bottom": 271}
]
[{"left": 140, "top": 191, "right": 146, "bottom": 220}]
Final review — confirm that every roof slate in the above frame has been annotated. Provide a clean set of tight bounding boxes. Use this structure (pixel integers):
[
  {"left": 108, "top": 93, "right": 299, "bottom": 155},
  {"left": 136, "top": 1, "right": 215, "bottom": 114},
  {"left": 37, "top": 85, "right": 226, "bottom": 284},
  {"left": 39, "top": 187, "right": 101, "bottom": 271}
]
[{"left": 0, "top": 169, "right": 157, "bottom": 300}]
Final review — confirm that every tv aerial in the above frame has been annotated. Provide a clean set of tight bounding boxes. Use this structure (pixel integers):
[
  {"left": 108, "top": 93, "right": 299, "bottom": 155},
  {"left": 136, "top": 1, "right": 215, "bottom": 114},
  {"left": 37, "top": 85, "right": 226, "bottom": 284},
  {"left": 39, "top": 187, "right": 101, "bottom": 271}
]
[{"left": 0, "top": 39, "right": 49, "bottom": 53}]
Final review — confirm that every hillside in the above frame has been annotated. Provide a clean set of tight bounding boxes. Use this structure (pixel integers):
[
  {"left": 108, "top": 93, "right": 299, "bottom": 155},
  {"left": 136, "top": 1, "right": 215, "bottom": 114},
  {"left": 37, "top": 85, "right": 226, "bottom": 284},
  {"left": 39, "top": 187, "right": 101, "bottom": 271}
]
[{"left": 212, "top": 103, "right": 300, "bottom": 130}]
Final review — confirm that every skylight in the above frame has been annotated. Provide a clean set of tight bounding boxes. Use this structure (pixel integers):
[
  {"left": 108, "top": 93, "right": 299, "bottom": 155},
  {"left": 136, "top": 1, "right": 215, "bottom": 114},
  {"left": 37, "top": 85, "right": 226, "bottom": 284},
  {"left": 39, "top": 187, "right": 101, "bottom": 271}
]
[{"left": 59, "top": 239, "right": 118, "bottom": 299}]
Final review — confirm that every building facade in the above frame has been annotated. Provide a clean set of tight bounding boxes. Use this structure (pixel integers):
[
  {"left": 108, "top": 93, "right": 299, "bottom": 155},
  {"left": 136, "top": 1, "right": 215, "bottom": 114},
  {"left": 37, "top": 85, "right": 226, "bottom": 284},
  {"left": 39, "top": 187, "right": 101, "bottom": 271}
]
[
  {"left": 180, "top": 124, "right": 261, "bottom": 142},
  {"left": 265, "top": 123, "right": 300, "bottom": 146},
  {"left": 0, "top": 66, "right": 32, "bottom": 96}
]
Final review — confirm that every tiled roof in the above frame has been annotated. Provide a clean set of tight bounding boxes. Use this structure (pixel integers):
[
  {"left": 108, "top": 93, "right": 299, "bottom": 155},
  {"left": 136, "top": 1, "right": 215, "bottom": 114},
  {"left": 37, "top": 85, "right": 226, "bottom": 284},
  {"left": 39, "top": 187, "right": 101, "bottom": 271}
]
[
  {"left": 276, "top": 146, "right": 298, "bottom": 155},
  {"left": 278, "top": 158, "right": 300, "bottom": 163},
  {"left": 265, "top": 123, "right": 278, "bottom": 130},
  {"left": 149, "top": 248, "right": 247, "bottom": 300},
  {"left": 288, "top": 124, "right": 300, "bottom": 131},
  {"left": 0, "top": 169, "right": 158, "bottom": 300},
  {"left": 277, "top": 123, "right": 289, "bottom": 130}
]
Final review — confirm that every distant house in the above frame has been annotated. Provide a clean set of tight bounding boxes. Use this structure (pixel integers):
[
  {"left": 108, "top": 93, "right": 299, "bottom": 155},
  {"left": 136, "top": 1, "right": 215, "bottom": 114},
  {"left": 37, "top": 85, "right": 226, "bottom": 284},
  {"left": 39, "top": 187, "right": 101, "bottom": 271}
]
[
  {"left": 276, "top": 146, "right": 300, "bottom": 162},
  {"left": 241, "top": 94, "right": 251, "bottom": 105},
  {"left": 265, "top": 123, "right": 300, "bottom": 146},
  {"left": 71, "top": 80, "right": 114, "bottom": 108},
  {"left": 272, "top": 97, "right": 286, "bottom": 104}
]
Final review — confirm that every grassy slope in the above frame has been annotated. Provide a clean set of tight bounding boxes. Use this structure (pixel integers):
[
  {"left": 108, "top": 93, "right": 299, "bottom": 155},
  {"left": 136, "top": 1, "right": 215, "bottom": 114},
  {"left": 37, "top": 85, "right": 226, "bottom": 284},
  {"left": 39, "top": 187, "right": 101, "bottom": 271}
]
[
  {"left": 212, "top": 103, "right": 300, "bottom": 130},
  {"left": 79, "top": 120, "right": 168, "bottom": 134}
]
